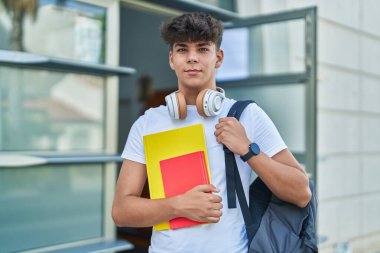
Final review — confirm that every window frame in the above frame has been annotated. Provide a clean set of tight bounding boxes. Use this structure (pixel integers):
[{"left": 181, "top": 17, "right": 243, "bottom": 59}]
[
  {"left": 218, "top": 7, "right": 317, "bottom": 181},
  {"left": 0, "top": 0, "right": 133, "bottom": 251}
]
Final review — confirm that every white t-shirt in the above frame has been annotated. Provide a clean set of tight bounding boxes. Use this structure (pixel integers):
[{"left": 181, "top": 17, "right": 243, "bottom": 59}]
[{"left": 121, "top": 98, "right": 287, "bottom": 253}]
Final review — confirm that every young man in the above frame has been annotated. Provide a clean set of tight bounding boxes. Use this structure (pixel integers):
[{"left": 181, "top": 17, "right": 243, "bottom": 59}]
[{"left": 112, "top": 12, "right": 311, "bottom": 253}]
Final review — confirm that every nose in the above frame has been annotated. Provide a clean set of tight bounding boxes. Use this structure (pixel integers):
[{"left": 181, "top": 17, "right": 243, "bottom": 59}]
[{"left": 187, "top": 50, "right": 199, "bottom": 63}]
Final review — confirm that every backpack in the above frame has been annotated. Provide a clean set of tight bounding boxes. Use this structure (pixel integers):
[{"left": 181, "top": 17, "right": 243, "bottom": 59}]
[{"left": 224, "top": 100, "right": 318, "bottom": 253}]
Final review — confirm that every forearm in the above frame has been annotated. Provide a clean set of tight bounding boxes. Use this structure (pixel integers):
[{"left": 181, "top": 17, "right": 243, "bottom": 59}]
[
  {"left": 112, "top": 184, "right": 223, "bottom": 227},
  {"left": 112, "top": 195, "right": 179, "bottom": 227},
  {"left": 247, "top": 152, "right": 311, "bottom": 207},
  {"left": 214, "top": 116, "right": 311, "bottom": 207}
]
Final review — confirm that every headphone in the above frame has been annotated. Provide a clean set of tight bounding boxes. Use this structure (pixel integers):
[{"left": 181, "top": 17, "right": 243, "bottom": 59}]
[{"left": 165, "top": 87, "right": 225, "bottom": 119}]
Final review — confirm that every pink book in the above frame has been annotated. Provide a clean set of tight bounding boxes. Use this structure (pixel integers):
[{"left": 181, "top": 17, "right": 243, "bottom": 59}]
[{"left": 160, "top": 151, "right": 210, "bottom": 229}]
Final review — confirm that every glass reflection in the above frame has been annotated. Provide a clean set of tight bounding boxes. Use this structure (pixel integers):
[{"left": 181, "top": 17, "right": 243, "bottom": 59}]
[
  {"left": 223, "top": 84, "right": 306, "bottom": 153},
  {"left": 0, "top": 164, "right": 103, "bottom": 252},
  {"left": 0, "top": 0, "right": 106, "bottom": 63},
  {"left": 0, "top": 66, "right": 105, "bottom": 152},
  {"left": 217, "top": 19, "right": 305, "bottom": 80},
  {"left": 193, "top": 0, "right": 236, "bottom": 11}
]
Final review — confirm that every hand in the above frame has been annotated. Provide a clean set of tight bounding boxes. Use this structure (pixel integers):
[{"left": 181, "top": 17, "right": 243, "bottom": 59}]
[
  {"left": 175, "top": 184, "right": 223, "bottom": 223},
  {"left": 214, "top": 117, "right": 251, "bottom": 156}
]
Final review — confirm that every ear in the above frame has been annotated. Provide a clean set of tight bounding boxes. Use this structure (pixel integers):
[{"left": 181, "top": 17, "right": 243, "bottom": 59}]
[
  {"left": 169, "top": 51, "right": 174, "bottom": 70},
  {"left": 215, "top": 49, "right": 224, "bottom": 69}
]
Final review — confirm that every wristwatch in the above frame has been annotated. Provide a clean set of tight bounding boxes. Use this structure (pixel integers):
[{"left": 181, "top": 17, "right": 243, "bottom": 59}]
[{"left": 240, "top": 143, "right": 260, "bottom": 162}]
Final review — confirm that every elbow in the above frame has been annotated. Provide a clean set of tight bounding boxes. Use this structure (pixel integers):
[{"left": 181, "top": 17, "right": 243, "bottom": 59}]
[
  {"left": 112, "top": 203, "right": 136, "bottom": 227},
  {"left": 112, "top": 204, "right": 127, "bottom": 227},
  {"left": 112, "top": 207, "right": 122, "bottom": 227},
  {"left": 296, "top": 186, "right": 312, "bottom": 208}
]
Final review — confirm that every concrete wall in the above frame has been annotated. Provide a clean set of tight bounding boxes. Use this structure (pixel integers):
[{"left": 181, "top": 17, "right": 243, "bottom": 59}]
[{"left": 238, "top": 0, "right": 380, "bottom": 252}]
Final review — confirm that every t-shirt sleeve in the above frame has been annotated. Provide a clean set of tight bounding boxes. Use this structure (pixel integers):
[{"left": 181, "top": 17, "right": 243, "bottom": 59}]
[
  {"left": 250, "top": 104, "right": 287, "bottom": 157},
  {"left": 121, "top": 115, "right": 146, "bottom": 164}
]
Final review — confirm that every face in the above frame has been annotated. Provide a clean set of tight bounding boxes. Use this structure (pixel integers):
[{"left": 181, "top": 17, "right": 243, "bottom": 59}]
[{"left": 169, "top": 41, "right": 224, "bottom": 91}]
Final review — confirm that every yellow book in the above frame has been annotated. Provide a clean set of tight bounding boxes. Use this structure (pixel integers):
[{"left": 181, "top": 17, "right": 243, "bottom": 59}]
[{"left": 143, "top": 124, "right": 211, "bottom": 231}]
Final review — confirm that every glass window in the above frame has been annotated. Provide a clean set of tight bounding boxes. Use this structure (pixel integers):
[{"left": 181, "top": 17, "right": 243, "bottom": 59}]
[
  {"left": 0, "top": 164, "right": 103, "bottom": 252},
  {"left": 0, "top": 66, "right": 105, "bottom": 152},
  {"left": 217, "top": 19, "right": 305, "bottom": 81},
  {"left": 223, "top": 84, "right": 306, "bottom": 153},
  {"left": 193, "top": 0, "right": 236, "bottom": 12},
  {"left": 0, "top": 0, "right": 106, "bottom": 63}
]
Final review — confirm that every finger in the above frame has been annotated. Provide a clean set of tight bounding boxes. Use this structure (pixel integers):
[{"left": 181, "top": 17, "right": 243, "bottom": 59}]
[
  {"left": 213, "top": 203, "right": 223, "bottom": 210},
  {"left": 209, "top": 218, "right": 220, "bottom": 223},
  {"left": 215, "top": 122, "right": 229, "bottom": 131},
  {"left": 206, "top": 215, "right": 222, "bottom": 223},
  {"left": 209, "top": 194, "right": 222, "bottom": 203},
  {"left": 218, "top": 117, "right": 227, "bottom": 123},
  {"left": 215, "top": 123, "right": 222, "bottom": 129},
  {"left": 218, "top": 117, "right": 237, "bottom": 123},
  {"left": 218, "top": 117, "right": 233, "bottom": 123},
  {"left": 208, "top": 209, "right": 223, "bottom": 217},
  {"left": 213, "top": 210, "right": 223, "bottom": 217},
  {"left": 215, "top": 132, "right": 228, "bottom": 144},
  {"left": 216, "top": 136, "right": 224, "bottom": 144},
  {"left": 195, "top": 184, "right": 220, "bottom": 193},
  {"left": 214, "top": 129, "right": 222, "bottom": 137}
]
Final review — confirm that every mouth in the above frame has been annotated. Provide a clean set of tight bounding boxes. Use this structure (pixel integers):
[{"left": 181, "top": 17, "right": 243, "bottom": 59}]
[{"left": 185, "top": 69, "right": 202, "bottom": 73}]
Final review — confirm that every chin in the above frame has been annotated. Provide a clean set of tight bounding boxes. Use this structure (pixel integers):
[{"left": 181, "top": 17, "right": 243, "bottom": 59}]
[{"left": 181, "top": 82, "right": 205, "bottom": 90}]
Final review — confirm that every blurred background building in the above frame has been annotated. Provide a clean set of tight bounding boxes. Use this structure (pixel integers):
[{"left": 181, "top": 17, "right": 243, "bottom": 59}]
[{"left": 0, "top": 0, "right": 379, "bottom": 253}]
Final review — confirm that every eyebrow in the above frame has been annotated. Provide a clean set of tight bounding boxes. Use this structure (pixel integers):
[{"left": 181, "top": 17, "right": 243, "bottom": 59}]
[
  {"left": 173, "top": 42, "right": 212, "bottom": 48},
  {"left": 174, "top": 43, "right": 188, "bottom": 48},
  {"left": 196, "top": 42, "right": 212, "bottom": 47}
]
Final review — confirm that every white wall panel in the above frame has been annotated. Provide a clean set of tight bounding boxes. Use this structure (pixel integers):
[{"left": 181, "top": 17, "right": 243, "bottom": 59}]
[
  {"left": 361, "top": 36, "right": 380, "bottom": 76},
  {"left": 318, "top": 66, "right": 361, "bottom": 111},
  {"left": 361, "top": 76, "right": 380, "bottom": 114},
  {"left": 318, "top": 112, "right": 360, "bottom": 154},
  {"left": 361, "top": 0, "right": 380, "bottom": 38},
  {"left": 362, "top": 156, "right": 380, "bottom": 193},
  {"left": 319, "top": 21, "right": 360, "bottom": 70},
  {"left": 361, "top": 116, "right": 380, "bottom": 153},
  {"left": 318, "top": 156, "right": 361, "bottom": 200}
]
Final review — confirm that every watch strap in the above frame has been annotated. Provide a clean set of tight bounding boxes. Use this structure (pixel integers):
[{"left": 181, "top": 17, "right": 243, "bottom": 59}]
[{"left": 240, "top": 150, "right": 254, "bottom": 162}]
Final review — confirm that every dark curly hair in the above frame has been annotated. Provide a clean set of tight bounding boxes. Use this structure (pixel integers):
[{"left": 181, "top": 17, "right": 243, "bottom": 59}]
[{"left": 160, "top": 12, "right": 224, "bottom": 50}]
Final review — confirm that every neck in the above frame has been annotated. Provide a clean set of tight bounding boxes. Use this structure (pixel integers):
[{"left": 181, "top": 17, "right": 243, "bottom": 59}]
[
  {"left": 184, "top": 91, "right": 198, "bottom": 105},
  {"left": 179, "top": 84, "right": 217, "bottom": 105}
]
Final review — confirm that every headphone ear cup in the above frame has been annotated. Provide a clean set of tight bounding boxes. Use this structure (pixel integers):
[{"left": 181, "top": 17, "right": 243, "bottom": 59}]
[
  {"left": 176, "top": 92, "right": 187, "bottom": 119},
  {"left": 196, "top": 89, "right": 208, "bottom": 117},
  {"left": 196, "top": 89, "right": 225, "bottom": 117},
  {"left": 165, "top": 92, "right": 178, "bottom": 119},
  {"left": 165, "top": 91, "right": 187, "bottom": 119}
]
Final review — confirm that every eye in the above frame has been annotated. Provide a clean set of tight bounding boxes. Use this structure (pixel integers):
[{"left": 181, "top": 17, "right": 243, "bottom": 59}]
[
  {"left": 199, "top": 48, "right": 209, "bottom": 52},
  {"left": 177, "top": 48, "right": 187, "bottom": 53}
]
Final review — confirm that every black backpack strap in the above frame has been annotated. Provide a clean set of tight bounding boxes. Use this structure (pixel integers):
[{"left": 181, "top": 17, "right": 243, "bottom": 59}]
[
  {"left": 224, "top": 100, "right": 254, "bottom": 208},
  {"left": 234, "top": 160, "right": 254, "bottom": 241},
  {"left": 224, "top": 100, "right": 255, "bottom": 242}
]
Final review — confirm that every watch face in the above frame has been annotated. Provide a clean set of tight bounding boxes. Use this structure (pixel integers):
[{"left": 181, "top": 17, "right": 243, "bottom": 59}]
[{"left": 250, "top": 143, "right": 260, "bottom": 155}]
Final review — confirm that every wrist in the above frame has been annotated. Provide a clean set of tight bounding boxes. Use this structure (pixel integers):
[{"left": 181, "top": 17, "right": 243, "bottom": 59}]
[
  {"left": 240, "top": 142, "right": 261, "bottom": 162},
  {"left": 169, "top": 194, "right": 182, "bottom": 218},
  {"left": 238, "top": 140, "right": 251, "bottom": 156}
]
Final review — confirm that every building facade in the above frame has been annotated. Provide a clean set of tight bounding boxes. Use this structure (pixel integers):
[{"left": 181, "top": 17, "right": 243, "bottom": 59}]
[{"left": 0, "top": 0, "right": 379, "bottom": 252}]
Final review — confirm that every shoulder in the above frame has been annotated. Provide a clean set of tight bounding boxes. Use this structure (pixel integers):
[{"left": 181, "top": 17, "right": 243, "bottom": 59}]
[
  {"left": 138, "top": 105, "right": 168, "bottom": 126},
  {"left": 221, "top": 97, "right": 236, "bottom": 116},
  {"left": 130, "top": 105, "right": 168, "bottom": 134},
  {"left": 224, "top": 99, "right": 261, "bottom": 119},
  {"left": 246, "top": 102, "right": 264, "bottom": 117},
  {"left": 143, "top": 105, "right": 168, "bottom": 118},
  {"left": 235, "top": 101, "right": 273, "bottom": 129}
]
